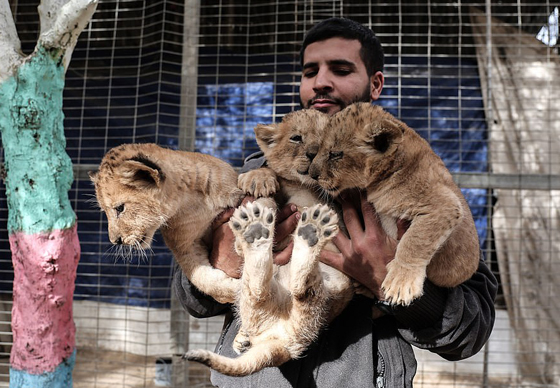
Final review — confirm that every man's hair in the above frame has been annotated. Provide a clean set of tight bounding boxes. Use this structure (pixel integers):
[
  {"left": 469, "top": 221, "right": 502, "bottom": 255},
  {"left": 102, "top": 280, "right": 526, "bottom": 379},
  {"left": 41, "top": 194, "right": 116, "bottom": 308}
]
[{"left": 299, "top": 17, "right": 384, "bottom": 77}]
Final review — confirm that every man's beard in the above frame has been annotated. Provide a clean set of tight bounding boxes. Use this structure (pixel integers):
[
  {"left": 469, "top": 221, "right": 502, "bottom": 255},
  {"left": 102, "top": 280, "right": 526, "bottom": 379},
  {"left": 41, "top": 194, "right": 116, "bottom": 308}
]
[{"left": 301, "top": 85, "right": 371, "bottom": 113}]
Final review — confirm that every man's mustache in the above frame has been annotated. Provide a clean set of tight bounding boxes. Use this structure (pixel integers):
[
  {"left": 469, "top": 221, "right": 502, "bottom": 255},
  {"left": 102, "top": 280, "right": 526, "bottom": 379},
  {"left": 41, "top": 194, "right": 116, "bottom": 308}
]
[{"left": 310, "top": 94, "right": 339, "bottom": 104}]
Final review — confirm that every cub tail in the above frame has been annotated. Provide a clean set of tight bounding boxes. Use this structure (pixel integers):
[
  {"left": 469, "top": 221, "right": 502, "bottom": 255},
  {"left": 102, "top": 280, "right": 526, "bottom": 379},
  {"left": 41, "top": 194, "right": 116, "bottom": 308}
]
[{"left": 183, "top": 340, "right": 292, "bottom": 377}]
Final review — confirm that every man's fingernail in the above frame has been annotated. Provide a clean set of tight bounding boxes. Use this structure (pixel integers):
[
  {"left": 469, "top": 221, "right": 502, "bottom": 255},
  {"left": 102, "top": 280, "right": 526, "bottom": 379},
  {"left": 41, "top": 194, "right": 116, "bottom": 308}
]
[
  {"left": 291, "top": 205, "right": 298, "bottom": 212},
  {"left": 295, "top": 212, "right": 301, "bottom": 220}
]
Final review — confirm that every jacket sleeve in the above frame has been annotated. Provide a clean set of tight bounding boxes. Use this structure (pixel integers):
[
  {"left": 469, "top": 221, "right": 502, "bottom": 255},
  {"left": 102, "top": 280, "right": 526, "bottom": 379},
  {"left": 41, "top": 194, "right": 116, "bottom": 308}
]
[
  {"left": 239, "top": 151, "right": 266, "bottom": 173},
  {"left": 172, "top": 265, "right": 230, "bottom": 318},
  {"left": 391, "top": 254, "right": 498, "bottom": 360}
]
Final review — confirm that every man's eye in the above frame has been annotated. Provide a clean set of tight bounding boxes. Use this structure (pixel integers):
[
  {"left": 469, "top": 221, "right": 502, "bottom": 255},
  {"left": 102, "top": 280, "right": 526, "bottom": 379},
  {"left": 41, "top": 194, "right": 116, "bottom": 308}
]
[
  {"left": 303, "top": 71, "right": 317, "bottom": 78},
  {"left": 329, "top": 151, "right": 343, "bottom": 160},
  {"left": 115, "top": 204, "right": 125, "bottom": 216},
  {"left": 290, "top": 135, "right": 303, "bottom": 143},
  {"left": 334, "top": 69, "right": 351, "bottom": 76}
]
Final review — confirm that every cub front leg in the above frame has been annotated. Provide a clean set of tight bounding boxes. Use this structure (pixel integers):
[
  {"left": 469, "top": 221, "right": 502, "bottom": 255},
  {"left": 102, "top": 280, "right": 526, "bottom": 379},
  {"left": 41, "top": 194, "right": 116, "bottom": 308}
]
[
  {"left": 237, "top": 167, "right": 279, "bottom": 198},
  {"left": 381, "top": 192, "right": 463, "bottom": 306},
  {"left": 177, "top": 242, "right": 240, "bottom": 305},
  {"left": 381, "top": 257, "right": 427, "bottom": 306},
  {"left": 291, "top": 204, "right": 339, "bottom": 297}
]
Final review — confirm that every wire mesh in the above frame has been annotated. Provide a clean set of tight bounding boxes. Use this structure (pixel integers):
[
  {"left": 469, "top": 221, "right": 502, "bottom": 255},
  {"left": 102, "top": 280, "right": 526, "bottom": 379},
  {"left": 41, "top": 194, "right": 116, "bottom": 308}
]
[{"left": 0, "top": 0, "right": 559, "bottom": 387}]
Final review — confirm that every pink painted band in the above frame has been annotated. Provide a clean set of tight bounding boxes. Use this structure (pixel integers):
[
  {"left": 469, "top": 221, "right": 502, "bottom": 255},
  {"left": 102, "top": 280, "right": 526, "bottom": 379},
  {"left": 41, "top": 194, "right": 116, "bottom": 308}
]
[{"left": 10, "top": 225, "right": 80, "bottom": 374}]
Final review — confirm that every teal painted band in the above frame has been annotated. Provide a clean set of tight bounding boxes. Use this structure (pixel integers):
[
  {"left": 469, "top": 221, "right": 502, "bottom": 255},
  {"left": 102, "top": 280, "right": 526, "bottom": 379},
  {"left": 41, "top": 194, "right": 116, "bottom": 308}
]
[
  {"left": 0, "top": 45, "right": 76, "bottom": 234},
  {"left": 9, "top": 348, "right": 76, "bottom": 388}
]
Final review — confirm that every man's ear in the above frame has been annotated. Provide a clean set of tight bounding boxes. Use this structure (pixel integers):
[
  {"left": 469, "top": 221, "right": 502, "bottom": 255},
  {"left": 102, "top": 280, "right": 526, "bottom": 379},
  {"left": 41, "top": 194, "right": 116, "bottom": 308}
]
[
  {"left": 118, "top": 156, "right": 164, "bottom": 189},
  {"left": 254, "top": 123, "right": 280, "bottom": 151},
  {"left": 370, "top": 71, "right": 384, "bottom": 101},
  {"left": 365, "top": 118, "right": 403, "bottom": 153}
]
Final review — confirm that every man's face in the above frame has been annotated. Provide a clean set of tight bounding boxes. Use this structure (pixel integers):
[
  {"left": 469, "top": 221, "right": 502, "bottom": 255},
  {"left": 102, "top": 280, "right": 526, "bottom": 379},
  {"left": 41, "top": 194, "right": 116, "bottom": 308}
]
[{"left": 300, "top": 37, "right": 377, "bottom": 115}]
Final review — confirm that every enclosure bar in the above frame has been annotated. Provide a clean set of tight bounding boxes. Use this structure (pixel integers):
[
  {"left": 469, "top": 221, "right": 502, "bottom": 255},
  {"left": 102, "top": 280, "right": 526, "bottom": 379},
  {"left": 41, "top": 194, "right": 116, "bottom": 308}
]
[{"left": 72, "top": 163, "right": 560, "bottom": 191}]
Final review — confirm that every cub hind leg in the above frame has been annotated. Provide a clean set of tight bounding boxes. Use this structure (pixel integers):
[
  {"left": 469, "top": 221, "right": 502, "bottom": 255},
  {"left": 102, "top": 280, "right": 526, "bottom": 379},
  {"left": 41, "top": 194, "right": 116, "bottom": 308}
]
[
  {"left": 285, "top": 204, "right": 339, "bottom": 354},
  {"left": 229, "top": 201, "right": 277, "bottom": 355},
  {"left": 290, "top": 204, "right": 339, "bottom": 297}
]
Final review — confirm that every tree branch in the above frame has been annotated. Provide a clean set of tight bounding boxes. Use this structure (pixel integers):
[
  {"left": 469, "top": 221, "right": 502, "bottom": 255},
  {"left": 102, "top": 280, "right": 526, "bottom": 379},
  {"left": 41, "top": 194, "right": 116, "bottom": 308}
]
[
  {"left": 0, "top": 0, "right": 23, "bottom": 81},
  {"left": 38, "top": 0, "right": 98, "bottom": 70}
]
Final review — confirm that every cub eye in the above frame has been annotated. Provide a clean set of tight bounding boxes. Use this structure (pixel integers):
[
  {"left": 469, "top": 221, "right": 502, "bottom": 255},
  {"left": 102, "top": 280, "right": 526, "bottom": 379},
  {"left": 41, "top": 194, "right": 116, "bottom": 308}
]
[
  {"left": 329, "top": 151, "right": 343, "bottom": 161},
  {"left": 290, "top": 135, "right": 303, "bottom": 143},
  {"left": 115, "top": 204, "right": 125, "bottom": 217}
]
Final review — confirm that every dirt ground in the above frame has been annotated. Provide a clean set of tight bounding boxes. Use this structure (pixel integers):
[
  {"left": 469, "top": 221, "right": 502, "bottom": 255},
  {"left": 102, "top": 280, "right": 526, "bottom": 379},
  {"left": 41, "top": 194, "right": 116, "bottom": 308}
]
[
  {"left": 0, "top": 349, "right": 213, "bottom": 388},
  {"left": 0, "top": 350, "right": 521, "bottom": 388}
]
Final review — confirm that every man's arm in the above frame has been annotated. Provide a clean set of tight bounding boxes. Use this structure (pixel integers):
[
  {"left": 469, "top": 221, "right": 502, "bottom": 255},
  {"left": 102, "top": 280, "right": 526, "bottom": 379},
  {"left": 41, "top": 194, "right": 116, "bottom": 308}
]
[
  {"left": 172, "top": 265, "right": 230, "bottom": 318},
  {"left": 394, "top": 258, "right": 497, "bottom": 360}
]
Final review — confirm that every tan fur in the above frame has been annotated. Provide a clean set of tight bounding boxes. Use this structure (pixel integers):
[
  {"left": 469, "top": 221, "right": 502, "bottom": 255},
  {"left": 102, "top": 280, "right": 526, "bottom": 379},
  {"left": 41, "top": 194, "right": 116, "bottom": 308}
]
[
  {"left": 247, "top": 110, "right": 354, "bottom": 323},
  {"left": 185, "top": 110, "right": 354, "bottom": 376},
  {"left": 89, "top": 143, "right": 244, "bottom": 304},
  {"left": 309, "top": 102, "right": 480, "bottom": 305}
]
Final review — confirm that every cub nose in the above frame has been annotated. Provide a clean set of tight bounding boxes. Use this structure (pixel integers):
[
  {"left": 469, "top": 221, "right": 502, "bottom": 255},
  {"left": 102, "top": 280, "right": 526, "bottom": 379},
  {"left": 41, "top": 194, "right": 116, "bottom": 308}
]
[
  {"left": 309, "top": 165, "right": 320, "bottom": 181},
  {"left": 114, "top": 237, "right": 123, "bottom": 245},
  {"left": 306, "top": 144, "right": 319, "bottom": 161}
]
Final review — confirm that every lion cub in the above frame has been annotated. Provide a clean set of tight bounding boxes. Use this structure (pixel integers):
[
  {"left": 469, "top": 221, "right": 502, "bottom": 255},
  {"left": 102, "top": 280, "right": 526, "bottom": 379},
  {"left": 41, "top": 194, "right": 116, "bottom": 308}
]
[
  {"left": 89, "top": 143, "right": 244, "bottom": 304},
  {"left": 184, "top": 110, "right": 354, "bottom": 376},
  {"left": 309, "top": 102, "right": 480, "bottom": 306}
]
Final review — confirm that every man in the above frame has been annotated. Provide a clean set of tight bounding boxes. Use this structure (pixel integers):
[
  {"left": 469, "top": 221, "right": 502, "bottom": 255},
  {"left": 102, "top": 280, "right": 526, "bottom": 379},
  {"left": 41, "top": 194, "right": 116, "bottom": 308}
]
[{"left": 173, "top": 17, "right": 497, "bottom": 387}]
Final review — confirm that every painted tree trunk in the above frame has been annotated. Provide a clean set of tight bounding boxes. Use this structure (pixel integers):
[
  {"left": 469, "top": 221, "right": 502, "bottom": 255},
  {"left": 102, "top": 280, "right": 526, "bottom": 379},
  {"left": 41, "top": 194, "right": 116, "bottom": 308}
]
[{"left": 0, "top": 1, "right": 97, "bottom": 386}]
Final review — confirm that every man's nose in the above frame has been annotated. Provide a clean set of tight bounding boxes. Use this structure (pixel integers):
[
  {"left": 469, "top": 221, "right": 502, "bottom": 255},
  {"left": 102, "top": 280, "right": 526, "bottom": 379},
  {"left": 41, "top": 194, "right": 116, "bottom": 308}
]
[{"left": 313, "top": 69, "right": 333, "bottom": 92}]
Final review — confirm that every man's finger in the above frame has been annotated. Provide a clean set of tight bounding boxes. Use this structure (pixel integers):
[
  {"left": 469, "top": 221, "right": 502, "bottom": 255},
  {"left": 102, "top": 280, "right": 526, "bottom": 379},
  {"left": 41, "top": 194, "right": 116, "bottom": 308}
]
[
  {"left": 360, "top": 194, "right": 382, "bottom": 230},
  {"left": 331, "top": 232, "right": 352, "bottom": 260},
  {"left": 274, "top": 212, "right": 300, "bottom": 244},
  {"left": 396, "top": 219, "right": 410, "bottom": 240},
  {"left": 276, "top": 203, "right": 298, "bottom": 223},
  {"left": 212, "top": 208, "right": 235, "bottom": 230},
  {"left": 319, "top": 249, "right": 346, "bottom": 274},
  {"left": 273, "top": 241, "right": 293, "bottom": 266},
  {"left": 340, "top": 197, "right": 363, "bottom": 237}
]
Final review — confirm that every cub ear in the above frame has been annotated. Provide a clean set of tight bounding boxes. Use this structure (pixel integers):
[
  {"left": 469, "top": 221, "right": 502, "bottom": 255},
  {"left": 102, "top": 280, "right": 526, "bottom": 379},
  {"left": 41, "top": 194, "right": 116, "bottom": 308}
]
[
  {"left": 88, "top": 170, "right": 99, "bottom": 184},
  {"left": 119, "top": 156, "right": 165, "bottom": 189},
  {"left": 254, "top": 123, "right": 280, "bottom": 151},
  {"left": 364, "top": 118, "right": 404, "bottom": 153}
]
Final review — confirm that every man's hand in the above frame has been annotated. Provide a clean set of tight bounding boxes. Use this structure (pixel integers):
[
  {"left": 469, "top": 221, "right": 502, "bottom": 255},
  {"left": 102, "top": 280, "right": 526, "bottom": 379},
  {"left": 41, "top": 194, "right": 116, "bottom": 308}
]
[
  {"left": 320, "top": 191, "right": 408, "bottom": 300},
  {"left": 209, "top": 201, "right": 250, "bottom": 279},
  {"left": 272, "top": 204, "right": 299, "bottom": 265}
]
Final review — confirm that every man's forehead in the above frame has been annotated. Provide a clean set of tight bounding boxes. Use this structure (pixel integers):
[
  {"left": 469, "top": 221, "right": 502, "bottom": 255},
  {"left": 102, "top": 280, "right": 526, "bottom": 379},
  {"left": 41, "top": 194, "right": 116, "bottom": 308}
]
[{"left": 302, "top": 37, "right": 363, "bottom": 65}]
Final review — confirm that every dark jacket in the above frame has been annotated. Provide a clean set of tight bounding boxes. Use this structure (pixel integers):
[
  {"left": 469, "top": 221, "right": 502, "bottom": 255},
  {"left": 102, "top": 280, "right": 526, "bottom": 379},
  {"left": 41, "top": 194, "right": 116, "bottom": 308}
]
[
  {"left": 174, "top": 258, "right": 496, "bottom": 388},
  {"left": 172, "top": 152, "right": 498, "bottom": 387}
]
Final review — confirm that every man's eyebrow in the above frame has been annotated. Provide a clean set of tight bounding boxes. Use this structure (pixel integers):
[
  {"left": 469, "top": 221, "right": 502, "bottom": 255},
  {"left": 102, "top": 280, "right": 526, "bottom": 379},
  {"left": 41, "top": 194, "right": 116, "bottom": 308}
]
[
  {"left": 302, "top": 59, "right": 357, "bottom": 69},
  {"left": 327, "top": 59, "right": 357, "bottom": 68}
]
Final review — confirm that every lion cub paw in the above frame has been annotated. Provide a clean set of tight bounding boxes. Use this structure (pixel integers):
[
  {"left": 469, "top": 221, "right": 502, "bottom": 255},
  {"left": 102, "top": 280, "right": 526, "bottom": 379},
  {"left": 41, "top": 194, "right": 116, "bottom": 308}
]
[
  {"left": 296, "top": 204, "right": 338, "bottom": 249},
  {"left": 238, "top": 168, "right": 279, "bottom": 198},
  {"left": 230, "top": 202, "right": 275, "bottom": 251},
  {"left": 381, "top": 260, "right": 427, "bottom": 306},
  {"left": 233, "top": 331, "right": 251, "bottom": 355}
]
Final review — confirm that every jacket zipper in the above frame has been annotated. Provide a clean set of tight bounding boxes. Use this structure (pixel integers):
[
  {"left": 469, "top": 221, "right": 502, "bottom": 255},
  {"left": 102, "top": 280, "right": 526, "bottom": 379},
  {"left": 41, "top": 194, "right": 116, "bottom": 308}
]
[{"left": 376, "top": 351, "right": 386, "bottom": 388}]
